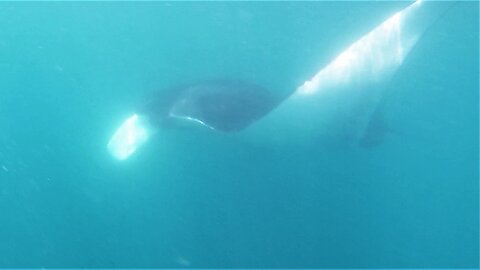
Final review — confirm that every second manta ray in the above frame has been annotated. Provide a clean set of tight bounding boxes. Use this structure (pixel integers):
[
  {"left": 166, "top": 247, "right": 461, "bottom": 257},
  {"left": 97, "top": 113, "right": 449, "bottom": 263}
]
[{"left": 108, "top": 1, "right": 454, "bottom": 161}]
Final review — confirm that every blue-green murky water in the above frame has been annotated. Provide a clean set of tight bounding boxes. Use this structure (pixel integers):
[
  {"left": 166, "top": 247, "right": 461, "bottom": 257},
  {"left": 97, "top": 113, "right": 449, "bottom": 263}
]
[{"left": 0, "top": 1, "right": 478, "bottom": 268}]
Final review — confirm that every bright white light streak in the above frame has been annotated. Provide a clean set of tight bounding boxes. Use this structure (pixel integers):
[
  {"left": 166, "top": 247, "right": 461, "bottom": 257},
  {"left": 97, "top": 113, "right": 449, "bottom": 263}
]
[
  {"left": 297, "top": 1, "right": 425, "bottom": 95},
  {"left": 168, "top": 112, "right": 216, "bottom": 130}
]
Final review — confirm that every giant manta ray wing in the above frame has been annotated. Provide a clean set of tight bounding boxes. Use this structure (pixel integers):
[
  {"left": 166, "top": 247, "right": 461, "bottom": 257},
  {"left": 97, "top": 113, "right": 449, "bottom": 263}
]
[{"left": 244, "top": 1, "right": 455, "bottom": 146}]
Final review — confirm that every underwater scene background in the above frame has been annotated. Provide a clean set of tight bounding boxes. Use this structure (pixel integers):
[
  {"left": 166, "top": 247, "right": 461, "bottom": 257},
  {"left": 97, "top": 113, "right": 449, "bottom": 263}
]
[{"left": 0, "top": 1, "right": 478, "bottom": 268}]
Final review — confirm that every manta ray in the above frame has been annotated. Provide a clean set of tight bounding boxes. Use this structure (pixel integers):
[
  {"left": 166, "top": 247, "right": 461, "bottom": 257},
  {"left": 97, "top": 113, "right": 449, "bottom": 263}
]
[{"left": 107, "top": 1, "right": 454, "bottom": 161}]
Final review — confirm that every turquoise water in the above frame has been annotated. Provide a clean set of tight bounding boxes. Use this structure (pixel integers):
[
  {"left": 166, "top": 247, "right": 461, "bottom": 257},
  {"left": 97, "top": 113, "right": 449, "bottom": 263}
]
[{"left": 0, "top": 1, "right": 478, "bottom": 268}]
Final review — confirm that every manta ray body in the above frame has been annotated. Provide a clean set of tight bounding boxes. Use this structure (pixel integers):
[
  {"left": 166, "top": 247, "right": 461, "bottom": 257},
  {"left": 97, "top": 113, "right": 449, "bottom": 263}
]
[{"left": 107, "top": 1, "right": 454, "bottom": 161}]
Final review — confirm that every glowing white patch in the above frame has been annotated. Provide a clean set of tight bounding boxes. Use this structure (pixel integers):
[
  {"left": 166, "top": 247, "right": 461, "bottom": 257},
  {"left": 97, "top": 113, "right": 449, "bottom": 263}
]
[
  {"left": 107, "top": 114, "right": 154, "bottom": 161},
  {"left": 175, "top": 256, "right": 191, "bottom": 267}
]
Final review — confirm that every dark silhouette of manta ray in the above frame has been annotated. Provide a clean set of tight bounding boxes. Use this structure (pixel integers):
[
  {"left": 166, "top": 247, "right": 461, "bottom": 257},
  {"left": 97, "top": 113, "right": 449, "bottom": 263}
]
[
  {"left": 138, "top": 80, "right": 282, "bottom": 132},
  {"left": 108, "top": 1, "right": 456, "bottom": 161}
]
